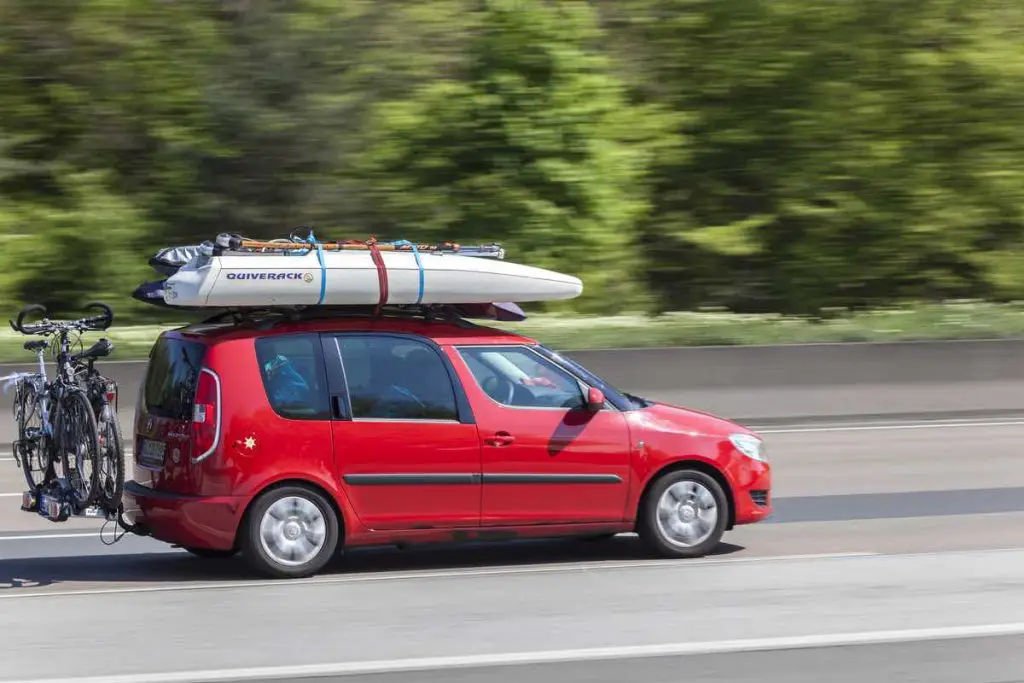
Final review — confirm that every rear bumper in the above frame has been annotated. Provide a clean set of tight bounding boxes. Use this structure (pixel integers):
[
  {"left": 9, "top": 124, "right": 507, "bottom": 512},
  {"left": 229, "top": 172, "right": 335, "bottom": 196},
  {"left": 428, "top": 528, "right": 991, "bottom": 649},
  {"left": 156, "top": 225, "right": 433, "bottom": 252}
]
[{"left": 122, "top": 480, "right": 244, "bottom": 550}]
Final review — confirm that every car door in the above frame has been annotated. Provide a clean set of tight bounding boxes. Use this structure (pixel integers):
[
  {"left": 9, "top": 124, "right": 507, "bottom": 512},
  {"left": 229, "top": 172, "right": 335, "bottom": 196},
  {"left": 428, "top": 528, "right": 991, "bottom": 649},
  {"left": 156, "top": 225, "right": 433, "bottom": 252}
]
[
  {"left": 448, "top": 344, "right": 632, "bottom": 526},
  {"left": 321, "top": 332, "right": 482, "bottom": 531}
]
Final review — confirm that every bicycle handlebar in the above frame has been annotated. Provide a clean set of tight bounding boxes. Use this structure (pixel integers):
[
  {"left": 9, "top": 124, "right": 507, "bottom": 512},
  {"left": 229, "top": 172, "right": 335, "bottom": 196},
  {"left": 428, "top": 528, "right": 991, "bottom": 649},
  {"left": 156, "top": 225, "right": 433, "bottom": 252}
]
[
  {"left": 9, "top": 304, "right": 47, "bottom": 333},
  {"left": 80, "top": 301, "right": 114, "bottom": 330},
  {"left": 8, "top": 301, "right": 114, "bottom": 335}
]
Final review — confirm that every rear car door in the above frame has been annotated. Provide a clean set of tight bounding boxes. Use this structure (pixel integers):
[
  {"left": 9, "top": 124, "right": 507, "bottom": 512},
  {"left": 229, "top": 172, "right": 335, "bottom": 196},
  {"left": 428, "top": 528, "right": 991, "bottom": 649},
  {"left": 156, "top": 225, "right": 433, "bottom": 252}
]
[
  {"left": 321, "top": 333, "right": 482, "bottom": 531},
  {"left": 450, "top": 344, "right": 632, "bottom": 526}
]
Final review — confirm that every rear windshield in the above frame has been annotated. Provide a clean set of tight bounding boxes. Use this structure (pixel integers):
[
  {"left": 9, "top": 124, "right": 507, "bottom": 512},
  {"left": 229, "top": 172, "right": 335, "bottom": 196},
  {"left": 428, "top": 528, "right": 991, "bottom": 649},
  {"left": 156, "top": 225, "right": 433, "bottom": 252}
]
[{"left": 143, "top": 336, "right": 207, "bottom": 420}]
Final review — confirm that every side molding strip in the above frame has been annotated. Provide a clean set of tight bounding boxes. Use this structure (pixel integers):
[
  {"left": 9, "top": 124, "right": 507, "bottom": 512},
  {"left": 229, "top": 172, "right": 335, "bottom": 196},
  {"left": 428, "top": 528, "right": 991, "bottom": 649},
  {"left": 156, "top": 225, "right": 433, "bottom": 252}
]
[
  {"left": 483, "top": 474, "right": 623, "bottom": 485},
  {"left": 343, "top": 473, "right": 624, "bottom": 486}
]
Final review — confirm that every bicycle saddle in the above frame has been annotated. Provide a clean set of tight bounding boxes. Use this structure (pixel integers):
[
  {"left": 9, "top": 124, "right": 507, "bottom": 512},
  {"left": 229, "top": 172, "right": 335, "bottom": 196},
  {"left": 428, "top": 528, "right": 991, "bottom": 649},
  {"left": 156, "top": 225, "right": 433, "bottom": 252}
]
[
  {"left": 23, "top": 340, "right": 49, "bottom": 352},
  {"left": 74, "top": 338, "right": 114, "bottom": 361}
]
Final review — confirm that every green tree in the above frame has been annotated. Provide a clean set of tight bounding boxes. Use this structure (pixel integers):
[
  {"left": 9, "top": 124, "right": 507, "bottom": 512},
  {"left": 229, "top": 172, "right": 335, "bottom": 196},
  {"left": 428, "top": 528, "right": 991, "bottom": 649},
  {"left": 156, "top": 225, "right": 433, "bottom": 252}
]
[
  {"left": 605, "top": 0, "right": 1024, "bottom": 314},
  {"left": 359, "top": 0, "right": 667, "bottom": 313}
]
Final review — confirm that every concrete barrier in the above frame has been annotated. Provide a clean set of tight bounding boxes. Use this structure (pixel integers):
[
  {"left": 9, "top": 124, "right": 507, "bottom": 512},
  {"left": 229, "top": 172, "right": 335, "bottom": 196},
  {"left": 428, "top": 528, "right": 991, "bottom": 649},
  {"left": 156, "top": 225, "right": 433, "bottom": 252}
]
[
  {"left": 1, "top": 339, "right": 1023, "bottom": 430},
  {"left": 560, "top": 339, "right": 1024, "bottom": 423}
]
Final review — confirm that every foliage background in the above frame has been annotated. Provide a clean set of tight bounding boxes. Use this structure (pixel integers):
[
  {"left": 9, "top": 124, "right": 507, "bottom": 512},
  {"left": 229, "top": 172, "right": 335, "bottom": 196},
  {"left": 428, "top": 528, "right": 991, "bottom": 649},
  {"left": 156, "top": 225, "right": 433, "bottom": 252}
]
[{"left": 2, "top": 0, "right": 1024, "bottom": 326}]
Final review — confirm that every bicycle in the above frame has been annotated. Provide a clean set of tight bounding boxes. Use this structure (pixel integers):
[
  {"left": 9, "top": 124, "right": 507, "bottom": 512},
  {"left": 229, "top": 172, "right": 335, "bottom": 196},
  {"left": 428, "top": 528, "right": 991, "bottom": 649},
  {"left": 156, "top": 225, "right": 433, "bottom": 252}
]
[
  {"left": 72, "top": 338, "right": 125, "bottom": 511},
  {"left": 8, "top": 302, "right": 116, "bottom": 515}
]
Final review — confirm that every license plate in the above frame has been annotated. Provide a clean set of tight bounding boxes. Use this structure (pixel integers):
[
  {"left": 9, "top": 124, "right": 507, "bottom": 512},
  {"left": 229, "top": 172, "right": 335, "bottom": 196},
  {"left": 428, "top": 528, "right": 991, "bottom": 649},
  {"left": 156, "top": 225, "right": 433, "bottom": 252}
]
[{"left": 139, "top": 438, "right": 167, "bottom": 468}]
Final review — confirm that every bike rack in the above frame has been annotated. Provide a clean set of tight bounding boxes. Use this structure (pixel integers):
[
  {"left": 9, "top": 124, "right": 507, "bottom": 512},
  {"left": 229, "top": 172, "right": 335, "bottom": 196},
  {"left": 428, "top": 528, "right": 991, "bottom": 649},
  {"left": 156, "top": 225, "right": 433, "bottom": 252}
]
[
  {"left": 18, "top": 482, "right": 148, "bottom": 548},
  {"left": 20, "top": 481, "right": 115, "bottom": 523}
]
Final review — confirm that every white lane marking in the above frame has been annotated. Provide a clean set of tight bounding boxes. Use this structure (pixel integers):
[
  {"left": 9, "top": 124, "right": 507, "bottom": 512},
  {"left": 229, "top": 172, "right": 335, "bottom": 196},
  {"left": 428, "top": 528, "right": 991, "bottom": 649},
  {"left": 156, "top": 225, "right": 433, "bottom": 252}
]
[
  {"left": 9, "top": 621, "right": 1024, "bottom": 683},
  {"left": 762, "top": 415, "right": 1024, "bottom": 427},
  {"left": 0, "top": 453, "right": 134, "bottom": 462},
  {"left": 0, "top": 492, "right": 23, "bottom": 497},
  {"left": 757, "top": 420, "right": 1024, "bottom": 434},
  {"left": 0, "top": 552, "right": 876, "bottom": 601},
  {"left": 0, "top": 449, "right": 134, "bottom": 457},
  {"left": 0, "top": 532, "right": 102, "bottom": 541}
]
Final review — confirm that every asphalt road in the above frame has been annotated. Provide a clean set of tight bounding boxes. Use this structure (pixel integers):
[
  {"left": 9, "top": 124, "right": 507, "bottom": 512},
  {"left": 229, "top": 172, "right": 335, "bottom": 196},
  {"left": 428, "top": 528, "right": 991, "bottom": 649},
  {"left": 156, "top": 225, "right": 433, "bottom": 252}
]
[{"left": 2, "top": 416, "right": 1024, "bottom": 683}]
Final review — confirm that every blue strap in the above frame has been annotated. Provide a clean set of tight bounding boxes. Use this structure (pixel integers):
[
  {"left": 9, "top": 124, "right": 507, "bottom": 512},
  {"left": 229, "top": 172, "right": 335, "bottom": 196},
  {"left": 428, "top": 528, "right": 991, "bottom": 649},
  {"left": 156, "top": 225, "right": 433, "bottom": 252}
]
[
  {"left": 392, "top": 240, "right": 424, "bottom": 304},
  {"left": 283, "top": 231, "right": 327, "bottom": 304},
  {"left": 310, "top": 235, "right": 326, "bottom": 305}
]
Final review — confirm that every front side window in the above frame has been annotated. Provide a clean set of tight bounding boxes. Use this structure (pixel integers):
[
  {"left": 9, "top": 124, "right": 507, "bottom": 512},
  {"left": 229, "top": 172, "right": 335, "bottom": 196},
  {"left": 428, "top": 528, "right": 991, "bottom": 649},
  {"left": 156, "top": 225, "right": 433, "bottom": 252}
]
[
  {"left": 335, "top": 335, "right": 459, "bottom": 421},
  {"left": 255, "top": 334, "right": 331, "bottom": 420},
  {"left": 457, "top": 346, "right": 585, "bottom": 410}
]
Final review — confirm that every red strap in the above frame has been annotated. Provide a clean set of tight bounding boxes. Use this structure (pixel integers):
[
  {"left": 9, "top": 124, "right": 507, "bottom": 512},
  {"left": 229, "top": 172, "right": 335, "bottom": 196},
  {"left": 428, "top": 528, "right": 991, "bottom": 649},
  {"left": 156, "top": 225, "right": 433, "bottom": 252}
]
[{"left": 368, "top": 238, "right": 389, "bottom": 315}]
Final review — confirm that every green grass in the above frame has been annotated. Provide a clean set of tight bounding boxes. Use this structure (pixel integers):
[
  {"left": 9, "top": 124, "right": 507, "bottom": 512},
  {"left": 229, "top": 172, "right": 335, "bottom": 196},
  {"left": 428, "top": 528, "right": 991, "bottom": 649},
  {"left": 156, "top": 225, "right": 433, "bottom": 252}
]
[{"left": 1, "top": 300, "right": 1023, "bottom": 363}]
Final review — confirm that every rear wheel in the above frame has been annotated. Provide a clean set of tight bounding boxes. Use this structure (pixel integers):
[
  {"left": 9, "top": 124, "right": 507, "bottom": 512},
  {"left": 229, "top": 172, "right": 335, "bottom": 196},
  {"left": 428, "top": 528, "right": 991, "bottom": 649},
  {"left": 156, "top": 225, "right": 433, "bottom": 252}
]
[
  {"left": 239, "top": 485, "right": 340, "bottom": 579},
  {"left": 638, "top": 469, "right": 729, "bottom": 558},
  {"left": 56, "top": 389, "right": 101, "bottom": 510},
  {"left": 15, "top": 384, "right": 51, "bottom": 493}
]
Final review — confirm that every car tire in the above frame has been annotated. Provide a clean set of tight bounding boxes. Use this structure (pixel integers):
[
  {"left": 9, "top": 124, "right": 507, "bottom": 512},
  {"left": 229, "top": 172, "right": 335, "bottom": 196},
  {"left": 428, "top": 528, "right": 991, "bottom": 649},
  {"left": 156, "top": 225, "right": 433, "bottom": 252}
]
[
  {"left": 638, "top": 469, "right": 729, "bottom": 559},
  {"left": 183, "top": 546, "right": 238, "bottom": 559},
  {"left": 240, "top": 485, "right": 340, "bottom": 579}
]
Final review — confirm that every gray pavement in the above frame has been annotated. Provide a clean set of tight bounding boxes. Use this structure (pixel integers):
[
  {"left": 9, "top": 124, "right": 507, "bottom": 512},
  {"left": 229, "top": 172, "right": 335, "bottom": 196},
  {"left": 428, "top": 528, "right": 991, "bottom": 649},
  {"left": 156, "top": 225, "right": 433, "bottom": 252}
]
[
  {"left": 1, "top": 417, "right": 1024, "bottom": 682},
  {"left": 220, "top": 637, "right": 1024, "bottom": 683}
]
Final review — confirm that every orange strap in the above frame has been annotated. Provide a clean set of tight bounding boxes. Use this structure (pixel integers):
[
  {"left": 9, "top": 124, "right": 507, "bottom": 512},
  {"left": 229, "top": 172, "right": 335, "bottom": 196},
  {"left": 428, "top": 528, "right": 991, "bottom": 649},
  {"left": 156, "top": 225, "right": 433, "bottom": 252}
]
[{"left": 367, "top": 238, "right": 389, "bottom": 315}]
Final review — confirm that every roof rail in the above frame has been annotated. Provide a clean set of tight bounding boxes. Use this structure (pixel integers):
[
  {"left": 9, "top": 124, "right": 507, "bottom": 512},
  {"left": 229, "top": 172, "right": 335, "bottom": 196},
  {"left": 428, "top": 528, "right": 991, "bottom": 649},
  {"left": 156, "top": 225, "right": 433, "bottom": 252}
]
[{"left": 195, "top": 304, "right": 486, "bottom": 331}]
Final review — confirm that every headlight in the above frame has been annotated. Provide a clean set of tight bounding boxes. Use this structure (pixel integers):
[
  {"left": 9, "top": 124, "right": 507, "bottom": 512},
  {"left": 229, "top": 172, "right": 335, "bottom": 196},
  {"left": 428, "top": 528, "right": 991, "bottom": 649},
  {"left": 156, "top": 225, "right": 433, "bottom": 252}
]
[{"left": 729, "top": 433, "right": 767, "bottom": 462}]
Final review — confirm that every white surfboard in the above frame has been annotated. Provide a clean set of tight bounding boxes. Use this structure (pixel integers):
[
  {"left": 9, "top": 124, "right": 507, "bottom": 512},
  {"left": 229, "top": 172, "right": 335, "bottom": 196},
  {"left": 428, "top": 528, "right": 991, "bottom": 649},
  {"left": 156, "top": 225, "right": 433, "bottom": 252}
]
[{"left": 160, "top": 248, "right": 583, "bottom": 307}]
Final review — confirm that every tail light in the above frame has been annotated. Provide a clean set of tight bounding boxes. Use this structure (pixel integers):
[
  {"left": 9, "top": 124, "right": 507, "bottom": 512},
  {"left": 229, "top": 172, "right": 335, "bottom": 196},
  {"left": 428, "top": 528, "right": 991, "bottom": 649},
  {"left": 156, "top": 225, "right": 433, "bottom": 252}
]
[
  {"left": 105, "top": 381, "right": 118, "bottom": 408},
  {"left": 191, "top": 368, "right": 221, "bottom": 462}
]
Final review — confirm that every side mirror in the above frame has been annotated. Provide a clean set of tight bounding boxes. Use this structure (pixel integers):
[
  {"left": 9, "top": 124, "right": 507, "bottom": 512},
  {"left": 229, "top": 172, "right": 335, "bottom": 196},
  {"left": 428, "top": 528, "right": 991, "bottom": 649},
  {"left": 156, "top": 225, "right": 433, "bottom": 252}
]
[{"left": 586, "top": 387, "right": 605, "bottom": 412}]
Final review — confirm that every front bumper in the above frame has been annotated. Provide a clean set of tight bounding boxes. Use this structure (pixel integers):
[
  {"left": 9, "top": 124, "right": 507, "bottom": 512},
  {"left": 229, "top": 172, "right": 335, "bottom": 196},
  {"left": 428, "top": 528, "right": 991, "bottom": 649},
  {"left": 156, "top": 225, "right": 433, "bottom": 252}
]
[
  {"left": 122, "top": 480, "right": 244, "bottom": 550},
  {"left": 732, "top": 465, "right": 772, "bottom": 526}
]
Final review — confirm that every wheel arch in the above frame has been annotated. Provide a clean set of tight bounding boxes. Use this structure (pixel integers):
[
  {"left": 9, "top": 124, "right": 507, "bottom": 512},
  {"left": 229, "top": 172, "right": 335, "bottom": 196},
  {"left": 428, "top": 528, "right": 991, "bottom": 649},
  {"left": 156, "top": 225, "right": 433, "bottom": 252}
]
[
  {"left": 634, "top": 459, "right": 736, "bottom": 532},
  {"left": 234, "top": 478, "right": 347, "bottom": 551}
]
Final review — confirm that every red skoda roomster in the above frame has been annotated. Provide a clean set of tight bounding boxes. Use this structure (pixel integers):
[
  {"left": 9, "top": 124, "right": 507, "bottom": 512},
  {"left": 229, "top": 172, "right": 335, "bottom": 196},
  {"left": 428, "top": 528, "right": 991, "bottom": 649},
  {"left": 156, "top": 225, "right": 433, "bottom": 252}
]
[{"left": 123, "top": 312, "right": 772, "bottom": 578}]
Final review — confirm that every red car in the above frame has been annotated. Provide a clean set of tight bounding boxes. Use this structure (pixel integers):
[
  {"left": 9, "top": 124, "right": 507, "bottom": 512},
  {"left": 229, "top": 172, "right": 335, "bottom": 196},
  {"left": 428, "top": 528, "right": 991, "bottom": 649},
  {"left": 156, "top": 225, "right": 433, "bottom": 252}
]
[{"left": 123, "top": 312, "right": 771, "bottom": 578}]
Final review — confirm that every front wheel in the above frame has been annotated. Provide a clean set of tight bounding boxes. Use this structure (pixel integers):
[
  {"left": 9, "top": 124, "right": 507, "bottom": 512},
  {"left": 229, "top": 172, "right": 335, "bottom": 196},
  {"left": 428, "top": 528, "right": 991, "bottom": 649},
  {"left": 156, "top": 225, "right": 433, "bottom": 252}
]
[
  {"left": 638, "top": 469, "right": 729, "bottom": 558},
  {"left": 55, "top": 389, "right": 101, "bottom": 510},
  {"left": 239, "top": 485, "right": 340, "bottom": 579},
  {"left": 96, "top": 403, "right": 125, "bottom": 511}
]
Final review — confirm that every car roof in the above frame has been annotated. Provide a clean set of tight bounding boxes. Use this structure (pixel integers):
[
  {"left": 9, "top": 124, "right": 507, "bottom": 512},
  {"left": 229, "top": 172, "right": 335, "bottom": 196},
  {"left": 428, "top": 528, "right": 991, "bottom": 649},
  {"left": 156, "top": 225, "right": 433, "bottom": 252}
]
[{"left": 165, "top": 314, "right": 537, "bottom": 347}]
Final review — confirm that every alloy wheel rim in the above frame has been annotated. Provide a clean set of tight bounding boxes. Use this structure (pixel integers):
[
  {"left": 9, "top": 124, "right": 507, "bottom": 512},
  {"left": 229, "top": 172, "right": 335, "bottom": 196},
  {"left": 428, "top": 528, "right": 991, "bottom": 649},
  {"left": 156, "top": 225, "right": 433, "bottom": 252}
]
[
  {"left": 655, "top": 480, "right": 718, "bottom": 548},
  {"left": 259, "top": 496, "right": 328, "bottom": 567}
]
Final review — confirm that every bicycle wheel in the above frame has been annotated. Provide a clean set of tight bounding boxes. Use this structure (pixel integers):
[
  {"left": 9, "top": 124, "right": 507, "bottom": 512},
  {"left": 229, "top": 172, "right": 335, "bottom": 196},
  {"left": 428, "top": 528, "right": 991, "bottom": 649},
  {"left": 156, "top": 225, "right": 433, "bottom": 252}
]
[
  {"left": 55, "top": 388, "right": 101, "bottom": 509},
  {"left": 15, "top": 383, "right": 51, "bottom": 493},
  {"left": 96, "top": 401, "right": 125, "bottom": 511}
]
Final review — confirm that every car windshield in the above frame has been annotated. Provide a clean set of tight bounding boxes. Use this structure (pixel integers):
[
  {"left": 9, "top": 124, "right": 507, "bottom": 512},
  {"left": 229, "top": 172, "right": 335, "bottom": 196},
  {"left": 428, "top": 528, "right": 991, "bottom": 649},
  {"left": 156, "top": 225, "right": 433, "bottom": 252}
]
[{"left": 535, "top": 344, "right": 651, "bottom": 411}]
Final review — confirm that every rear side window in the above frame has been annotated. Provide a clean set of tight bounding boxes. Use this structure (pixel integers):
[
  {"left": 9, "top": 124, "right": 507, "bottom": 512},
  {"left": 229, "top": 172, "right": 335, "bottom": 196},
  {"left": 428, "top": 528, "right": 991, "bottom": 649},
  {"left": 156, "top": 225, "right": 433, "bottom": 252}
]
[
  {"left": 334, "top": 335, "right": 459, "bottom": 421},
  {"left": 143, "top": 336, "right": 207, "bottom": 420},
  {"left": 255, "top": 334, "right": 331, "bottom": 420}
]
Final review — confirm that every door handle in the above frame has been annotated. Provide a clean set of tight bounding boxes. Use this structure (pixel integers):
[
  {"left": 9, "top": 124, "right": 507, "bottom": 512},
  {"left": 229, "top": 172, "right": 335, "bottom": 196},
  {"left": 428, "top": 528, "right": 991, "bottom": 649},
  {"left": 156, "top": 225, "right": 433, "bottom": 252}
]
[{"left": 486, "top": 431, "right": 515, "bottom": 447}]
